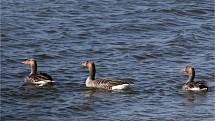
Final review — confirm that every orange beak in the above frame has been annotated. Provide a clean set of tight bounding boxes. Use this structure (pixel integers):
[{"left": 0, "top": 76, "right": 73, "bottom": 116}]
[
  {"left": 181, "top": 67, "right": 186, "bottom": 72},
  {"left": 81, "top": 62, "right": 86, "bottom": 67},
  {"left": 21, "top": 60, "right": 29, "bottom": 64}
]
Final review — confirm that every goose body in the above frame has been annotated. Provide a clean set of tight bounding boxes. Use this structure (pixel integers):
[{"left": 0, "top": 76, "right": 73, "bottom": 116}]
[
  {"left": 82, "top": 60, "right": 131, "bottom": 90},
  {"left": 21, "top": 59, "right": 54, "bottom": 86},
  {"left": 182, "top": 65, "right": 208, "bottom": 91},
  {"left": 182, "top": 81, "right": 208, "bottom": 91}
]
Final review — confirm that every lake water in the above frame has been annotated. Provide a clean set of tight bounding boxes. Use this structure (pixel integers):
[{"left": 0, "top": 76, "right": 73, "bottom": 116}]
[{"left": 1, "top": 0, "right": 215, "bottom": 121}]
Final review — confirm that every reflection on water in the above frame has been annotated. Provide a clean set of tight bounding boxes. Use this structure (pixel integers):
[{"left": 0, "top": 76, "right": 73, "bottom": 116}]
[{"left": 2, "top": 0, "right": 215, "bottom": 120}]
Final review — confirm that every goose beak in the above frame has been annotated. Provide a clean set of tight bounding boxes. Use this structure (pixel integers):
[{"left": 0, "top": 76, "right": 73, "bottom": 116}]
[
  {"left": 21, "top": 60, "right": 28, "bottom": 64},
  {"left": 81, "top": 62, "right": 86, "bottom": 67},
  {"left": 181, "top": 67, "right": 186, "bottom": 72}
]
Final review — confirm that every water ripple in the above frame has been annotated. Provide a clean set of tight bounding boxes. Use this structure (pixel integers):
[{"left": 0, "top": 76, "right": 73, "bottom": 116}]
[{"left": 1, "top": 0, "right": 215, "bottom": 120}]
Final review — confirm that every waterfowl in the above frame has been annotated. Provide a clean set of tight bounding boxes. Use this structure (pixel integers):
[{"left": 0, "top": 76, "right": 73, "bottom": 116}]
[
  {"left": 82, "top": 60, "right": 131, "bottom": 90},
  {"left": 182, "top": 65, "right": 208, "bottom": 91},
  {"left": 21, "top": 58, "right": 54, "bottom": 86}
]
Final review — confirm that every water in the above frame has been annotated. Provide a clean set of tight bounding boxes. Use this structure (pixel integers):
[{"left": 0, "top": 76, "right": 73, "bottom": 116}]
[{"left": 1, "top": 0, "right": 215, "bottom": 120}]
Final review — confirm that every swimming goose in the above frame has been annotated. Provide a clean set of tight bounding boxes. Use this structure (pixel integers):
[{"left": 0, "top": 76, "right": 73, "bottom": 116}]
[
  {"left": 21, "top": 58, "right": 54, "bottom": 86},
  {"left": 82, "top": 60, "right": 131, "bottom": 90},
  {"left": 182, "top": 65, "right": 208, "bottom": 91}
]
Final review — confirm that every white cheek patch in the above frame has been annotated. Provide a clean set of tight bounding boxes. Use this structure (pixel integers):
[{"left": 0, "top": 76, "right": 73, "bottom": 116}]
[{"left": 112, "top": 84, "right": 130, "bottom": 90}]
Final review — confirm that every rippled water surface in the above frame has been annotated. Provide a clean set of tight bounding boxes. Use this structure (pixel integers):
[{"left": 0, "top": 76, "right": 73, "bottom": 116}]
[{"left": 1, "top": 0, "right": 215, "bottom": 121}]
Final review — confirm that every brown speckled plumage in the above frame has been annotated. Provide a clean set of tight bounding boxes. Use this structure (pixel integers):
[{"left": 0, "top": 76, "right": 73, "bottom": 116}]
[
  {"left": 182, "top": 65, "right": 208, "bottom": 91},
  {"left": 25, "top": 72, "right": 53, "bottom": 84},
  {"left": 22, "top": 58, "right": 53, "bottom": 86},
  {"left": 82, "top": 60, "right": 130, "bottom": 90}
]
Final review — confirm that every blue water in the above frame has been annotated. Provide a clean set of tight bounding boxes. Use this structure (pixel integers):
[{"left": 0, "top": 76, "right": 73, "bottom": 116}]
[{"left": 1, "top": 0, "right": 215, "bottom": 121}]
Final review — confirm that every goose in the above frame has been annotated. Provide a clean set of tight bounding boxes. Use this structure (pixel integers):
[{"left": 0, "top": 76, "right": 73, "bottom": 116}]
[
  {"left": 82, "top": 60, "right": 131, "bottom": 90},
  {"left": 182, "top": 65, "right": 208, "bottom": 91},
  {"left": 21, "top": 58, "right": 54, "bottom": 86}
]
